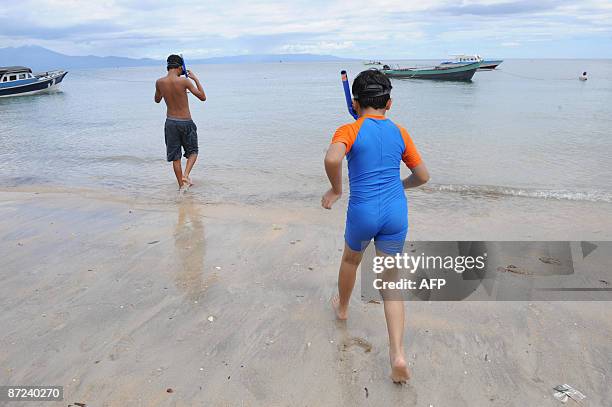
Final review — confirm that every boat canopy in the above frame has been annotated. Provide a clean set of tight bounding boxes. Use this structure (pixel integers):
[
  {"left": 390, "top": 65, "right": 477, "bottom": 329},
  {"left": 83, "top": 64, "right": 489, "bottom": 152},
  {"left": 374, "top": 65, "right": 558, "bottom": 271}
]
[{"left": 0, "top": 66, "right": 33, "bottom": 75}]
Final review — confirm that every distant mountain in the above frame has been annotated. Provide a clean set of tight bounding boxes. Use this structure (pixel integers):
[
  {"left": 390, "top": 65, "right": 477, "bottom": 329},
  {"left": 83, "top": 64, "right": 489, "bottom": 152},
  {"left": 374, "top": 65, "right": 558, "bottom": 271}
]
[
  {"left": 0, "top": 46, "right": 158, "bottom": 71},
  {"left": 0, "top": 46, "right": 352, "bottom": 70},
  {"left": 190, "top": 53, "right": 350, "bottom": 64}
]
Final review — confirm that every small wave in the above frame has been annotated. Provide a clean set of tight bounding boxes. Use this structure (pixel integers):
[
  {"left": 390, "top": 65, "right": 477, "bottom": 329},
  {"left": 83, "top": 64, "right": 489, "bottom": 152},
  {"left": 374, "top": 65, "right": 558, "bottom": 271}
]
[
  {"left": 0, "top": 176, "right": 52, "bottom": 187},
  {"left": 91, "top": 155, "right": 165, "bottom": 164},
  {"left": 425, "top": 183, "right": 612, "bottom": 203}
]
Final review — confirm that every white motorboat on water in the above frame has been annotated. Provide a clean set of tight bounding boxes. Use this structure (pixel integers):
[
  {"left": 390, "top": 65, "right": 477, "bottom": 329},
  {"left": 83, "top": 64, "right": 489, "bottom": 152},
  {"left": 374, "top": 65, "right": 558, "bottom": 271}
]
[
  {"left": 363, "top": 60, "right": 382, "bottom": 66},
  {"left": 440, "top": 55, "right": 503, "bottom": 70},
  {"left": 0, "top": 66, "right": 68, "bottom": 97}
]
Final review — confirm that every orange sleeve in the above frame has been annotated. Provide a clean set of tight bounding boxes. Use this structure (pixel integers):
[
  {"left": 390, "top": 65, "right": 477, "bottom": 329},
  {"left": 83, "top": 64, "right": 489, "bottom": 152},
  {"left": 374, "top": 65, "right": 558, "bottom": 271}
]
[
  {"left": 331, "top": 123, "right": 358, "bottom": 154},
  {"left": 399, "top": 127, "right": 422, "bottom": 169}
]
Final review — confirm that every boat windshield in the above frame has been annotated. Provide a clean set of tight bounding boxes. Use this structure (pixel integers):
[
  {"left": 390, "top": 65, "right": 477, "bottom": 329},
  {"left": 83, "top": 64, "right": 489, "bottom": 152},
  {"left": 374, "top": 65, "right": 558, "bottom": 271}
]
[{"left": 1, "top": 72, "right": 33, "bottom": 82}]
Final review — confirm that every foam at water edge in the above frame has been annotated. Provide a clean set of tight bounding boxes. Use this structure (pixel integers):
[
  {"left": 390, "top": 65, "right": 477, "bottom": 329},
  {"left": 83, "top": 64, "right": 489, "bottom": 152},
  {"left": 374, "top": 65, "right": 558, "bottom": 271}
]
[{"left": 426, "top": 183, "right": 612, "bottom": 203}]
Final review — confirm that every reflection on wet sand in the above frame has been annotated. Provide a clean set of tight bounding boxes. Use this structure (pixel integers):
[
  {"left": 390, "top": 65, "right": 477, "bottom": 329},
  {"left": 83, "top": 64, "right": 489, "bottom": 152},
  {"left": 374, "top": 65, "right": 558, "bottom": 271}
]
[{"left": 174, "top": 197, "right": 207, "bottom": 301}]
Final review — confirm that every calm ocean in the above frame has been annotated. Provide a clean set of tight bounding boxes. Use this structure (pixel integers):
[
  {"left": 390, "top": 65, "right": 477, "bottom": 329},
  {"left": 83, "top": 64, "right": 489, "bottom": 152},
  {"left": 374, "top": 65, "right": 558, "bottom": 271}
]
[{"left": 1, "top": 59, "right": 611, "bottom": 208}]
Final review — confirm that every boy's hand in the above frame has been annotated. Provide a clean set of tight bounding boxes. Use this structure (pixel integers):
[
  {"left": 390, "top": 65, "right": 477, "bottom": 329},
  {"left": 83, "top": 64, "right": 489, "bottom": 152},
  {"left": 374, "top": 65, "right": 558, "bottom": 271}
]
[
  {"left": 321, "top": 188, "right": 341, "bottom": 209},
  {"left": 187, "top": 70, "right": 197, "bottom": 80}
]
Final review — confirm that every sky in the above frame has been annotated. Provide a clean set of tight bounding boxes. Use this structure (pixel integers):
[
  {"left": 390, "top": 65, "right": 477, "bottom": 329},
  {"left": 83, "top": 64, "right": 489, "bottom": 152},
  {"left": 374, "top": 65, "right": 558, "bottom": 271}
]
[{"left": 0, "top": 0, "right": 611, "bottom": 59}]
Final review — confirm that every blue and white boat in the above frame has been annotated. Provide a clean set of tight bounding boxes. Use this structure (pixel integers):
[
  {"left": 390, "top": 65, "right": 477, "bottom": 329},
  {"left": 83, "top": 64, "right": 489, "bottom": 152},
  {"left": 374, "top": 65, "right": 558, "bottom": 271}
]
[
  {"left": 0, "top": 66, "right": 68, "bottom": 97},
  {"left": 440, "top": 55, "right": 503, "bottom": 70}
]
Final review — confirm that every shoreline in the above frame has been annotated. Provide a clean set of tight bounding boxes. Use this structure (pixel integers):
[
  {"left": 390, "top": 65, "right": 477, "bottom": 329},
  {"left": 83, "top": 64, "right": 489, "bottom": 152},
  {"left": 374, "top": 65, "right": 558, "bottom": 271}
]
[
  {"left": 1, "top": 187, "right": 611, "bottom": 405},
  {"left": 3, "top": 184, "right": 611, "bottom": 240}
]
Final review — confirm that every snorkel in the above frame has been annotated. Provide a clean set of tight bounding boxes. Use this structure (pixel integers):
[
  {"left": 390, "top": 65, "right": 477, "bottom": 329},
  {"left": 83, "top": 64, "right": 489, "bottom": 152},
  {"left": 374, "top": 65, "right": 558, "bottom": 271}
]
[
  {"left": 181, "top": 54, "right": 188, "bottom": 78},
  {"left": 341, "top": 70, "right": 358, "bottom": 120}
]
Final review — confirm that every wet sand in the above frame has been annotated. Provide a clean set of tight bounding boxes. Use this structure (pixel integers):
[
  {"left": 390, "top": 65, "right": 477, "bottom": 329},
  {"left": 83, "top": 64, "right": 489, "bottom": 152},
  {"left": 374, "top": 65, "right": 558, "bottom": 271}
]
[{"left": 1, "top": 187, "right": 611, "bottom": 406}]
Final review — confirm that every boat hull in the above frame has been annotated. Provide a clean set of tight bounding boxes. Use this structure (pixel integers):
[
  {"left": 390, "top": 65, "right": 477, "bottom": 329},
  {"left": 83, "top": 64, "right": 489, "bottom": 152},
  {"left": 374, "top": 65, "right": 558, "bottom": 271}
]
[
  {"left": 382, "top": 62, "right": 481, "bottom": 81},
  {"left": 479, "top": 60, "right": 503, "bottom": 70},
  {"left": 0, "top": 71, "right": 68, "bottom": 97}
]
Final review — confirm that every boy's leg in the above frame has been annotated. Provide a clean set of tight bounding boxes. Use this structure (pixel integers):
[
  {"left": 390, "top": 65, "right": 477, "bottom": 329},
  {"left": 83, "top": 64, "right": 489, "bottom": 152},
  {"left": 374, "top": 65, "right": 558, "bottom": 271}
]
[
  {"left": 172, "top": 159, "right": 184, "bottom": 188},
  {"left": 183, "top": 153, "right": 198, "bottom": 185},
  {"left": 383, "top": 296, "right": 409, "bottom": 383},
  {"left": 181, "top": 122, "right": 198, "bottom": 186},
  {"left": 166, "top": 120, "right": 184, "bottom": 188},
  {"left": 332, "top": 243, "right": 363, "bottom": 320},
  {"left": 378, "top": 250, "right": 409, "bottom": 383}
]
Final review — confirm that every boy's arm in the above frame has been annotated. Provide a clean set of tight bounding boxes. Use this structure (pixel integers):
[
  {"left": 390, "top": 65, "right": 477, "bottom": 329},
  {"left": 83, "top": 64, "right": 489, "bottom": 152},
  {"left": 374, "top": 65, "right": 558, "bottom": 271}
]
[
  {"left": 154, "top": 80, "right": 162, "bottom": 103},
  {"left": 402, "top": 163, "right": 430, "bottom": 188},
  {"left": 184, "top": 71, "right": 206, "bottom": 101},
  {"left": 399, "top": 127, "right": 429, "bottom": 188},
  {"left": 322, "top": 142, "right": 346, "bottom": 209}
]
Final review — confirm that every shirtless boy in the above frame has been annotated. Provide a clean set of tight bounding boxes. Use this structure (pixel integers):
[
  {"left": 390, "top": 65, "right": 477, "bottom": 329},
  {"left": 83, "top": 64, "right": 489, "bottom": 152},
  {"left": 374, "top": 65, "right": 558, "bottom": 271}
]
[
  {"left": 322, "top": 69, "right": 430, "bottom": 383},
  {"left": 155, "top": 54, "right": 206, "bottom": 189}
]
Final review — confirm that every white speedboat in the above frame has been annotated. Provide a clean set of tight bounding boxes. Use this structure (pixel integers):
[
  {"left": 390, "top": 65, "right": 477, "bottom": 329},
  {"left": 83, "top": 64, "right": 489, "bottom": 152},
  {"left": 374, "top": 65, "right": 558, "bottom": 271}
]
[
  {"left": 440, "top": 55, "right": 503, "bottom": 70},
  {"left": 0, "top": 66, "right": 68, "bottom": 97}
]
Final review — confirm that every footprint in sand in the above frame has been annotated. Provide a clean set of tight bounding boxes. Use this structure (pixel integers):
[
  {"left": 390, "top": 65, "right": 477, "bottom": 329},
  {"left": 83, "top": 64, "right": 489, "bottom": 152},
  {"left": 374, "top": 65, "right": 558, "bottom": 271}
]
[{"left": 342, "top": 337, "right": 373, "bottom": 353}]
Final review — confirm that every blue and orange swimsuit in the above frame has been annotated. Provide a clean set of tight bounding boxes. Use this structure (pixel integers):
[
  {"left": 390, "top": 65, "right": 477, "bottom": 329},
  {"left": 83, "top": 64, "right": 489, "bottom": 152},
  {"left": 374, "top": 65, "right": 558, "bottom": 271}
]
[{"left": 331, "top": 114, "right": 422, "bottom": 255}]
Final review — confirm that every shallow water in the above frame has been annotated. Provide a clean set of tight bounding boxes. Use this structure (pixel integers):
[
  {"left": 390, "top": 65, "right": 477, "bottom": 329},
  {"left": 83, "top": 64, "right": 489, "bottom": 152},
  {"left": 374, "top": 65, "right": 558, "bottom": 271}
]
[{"left": 1, "top": 59, "right": 611, "bottom": 208}]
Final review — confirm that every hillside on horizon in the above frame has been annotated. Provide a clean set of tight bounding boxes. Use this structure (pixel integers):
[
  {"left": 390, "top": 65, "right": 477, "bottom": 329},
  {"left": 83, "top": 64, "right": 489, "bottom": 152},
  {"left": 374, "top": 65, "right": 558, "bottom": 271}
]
[{"left": 0, "top": 46, "right": 352, "bottom": 71}]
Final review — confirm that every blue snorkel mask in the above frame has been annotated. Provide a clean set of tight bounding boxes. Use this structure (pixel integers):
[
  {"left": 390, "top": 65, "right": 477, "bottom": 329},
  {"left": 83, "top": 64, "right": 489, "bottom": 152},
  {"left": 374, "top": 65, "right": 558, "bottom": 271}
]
[
  {"left": 341, "top": 70, "right": 392, "bottom": 120},
  {"left": 341, "top": 70, "right": 358, "bottom": 120},
  {"left": 180, "top": 54, "right": 188, "bottom": 78}
]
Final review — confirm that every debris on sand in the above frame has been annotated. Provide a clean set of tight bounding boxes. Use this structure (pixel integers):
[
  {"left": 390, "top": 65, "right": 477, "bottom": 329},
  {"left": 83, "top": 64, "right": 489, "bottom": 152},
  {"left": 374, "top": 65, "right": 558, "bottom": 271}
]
[
  {"left": 553, "top": 384, "right": 585, "bottom": 403},
  {"left": 539, "top": 256, "right": 561, "bottom": 265},
  {"left": 207, "top": 316, "right": 215, "bottom": 322},
  {"left": 367, "top": 299, "right": 381, "bottom": 304},
  {"left": 147, "top": 240, "right": 160, "bottom": 245},
  {"left": 166, "top": 388, "right": 174, "bottom": 393},
  {"left": 364, "top": 387, "right": 369, "bottom": 398},
  {"left": 599, "top": 280, "right": 609, "bottom": 286},
  {"left": 497, "top": 265, "right": 531, "bottom": 275}
]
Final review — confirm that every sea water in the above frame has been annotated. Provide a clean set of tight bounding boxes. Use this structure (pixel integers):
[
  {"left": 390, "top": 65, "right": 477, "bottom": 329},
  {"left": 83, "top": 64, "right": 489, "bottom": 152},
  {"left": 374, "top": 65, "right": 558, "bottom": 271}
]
[{"left": 1, "top": 59, "right": 611, "bottom": 209}]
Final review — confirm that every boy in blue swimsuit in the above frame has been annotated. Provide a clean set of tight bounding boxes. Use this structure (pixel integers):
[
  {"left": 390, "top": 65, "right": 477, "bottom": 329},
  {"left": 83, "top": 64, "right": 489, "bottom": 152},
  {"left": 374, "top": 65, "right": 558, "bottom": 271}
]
[{"left": 322, "top": 69, "right": 430, "bottom": 383}]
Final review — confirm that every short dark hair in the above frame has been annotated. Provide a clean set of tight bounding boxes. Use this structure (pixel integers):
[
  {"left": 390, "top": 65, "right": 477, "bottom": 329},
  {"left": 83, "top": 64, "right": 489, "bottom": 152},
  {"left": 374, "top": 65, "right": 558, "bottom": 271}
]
[
  {"left": 352, "top": 69, "right": 392, "bottom": 109},
  {"left": 167, "top": 54, "right": 183, "bottom": 71}
]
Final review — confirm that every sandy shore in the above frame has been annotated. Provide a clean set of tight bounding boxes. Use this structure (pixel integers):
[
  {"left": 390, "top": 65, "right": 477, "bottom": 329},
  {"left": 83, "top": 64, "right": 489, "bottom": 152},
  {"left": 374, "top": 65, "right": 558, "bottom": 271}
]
[{"left": 0, "top": 187, "right": 611, "bottom": 406}]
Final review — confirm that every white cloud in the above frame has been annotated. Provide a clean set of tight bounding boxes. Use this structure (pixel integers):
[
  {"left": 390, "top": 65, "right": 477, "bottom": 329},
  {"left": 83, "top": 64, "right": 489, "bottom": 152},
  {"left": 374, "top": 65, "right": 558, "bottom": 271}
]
[{"left": 0, "top": 0, "right": 610, "bottom": 58}]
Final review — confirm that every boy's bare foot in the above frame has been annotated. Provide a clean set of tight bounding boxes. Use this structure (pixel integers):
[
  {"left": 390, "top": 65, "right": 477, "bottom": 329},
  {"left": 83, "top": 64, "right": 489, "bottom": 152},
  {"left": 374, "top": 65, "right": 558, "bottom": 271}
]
[
  {"left": 331, "top": 294, "right": 348, "bottom": 320},
  {"left": 390, "top": 353, "right": 410, "bottom": 383},
  {"left": 182, "top": 176, "right": 193, "bottom": 187}
]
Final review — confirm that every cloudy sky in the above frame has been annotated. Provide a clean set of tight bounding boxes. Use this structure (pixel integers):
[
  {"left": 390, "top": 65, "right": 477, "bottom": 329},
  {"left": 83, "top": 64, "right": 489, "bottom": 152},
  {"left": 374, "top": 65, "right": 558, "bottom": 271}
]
[{"left": 1, "top": 0, "right": 611, "bottom": 58}]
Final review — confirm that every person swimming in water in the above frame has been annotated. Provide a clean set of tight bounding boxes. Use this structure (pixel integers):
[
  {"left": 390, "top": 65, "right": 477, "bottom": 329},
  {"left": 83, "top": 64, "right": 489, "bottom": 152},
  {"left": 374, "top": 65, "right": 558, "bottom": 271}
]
[
  {"left": 322, "top": 69, "right": 430, "bottom": 383},
  {"left": 579, "top": 71, "right": 588, "bottom": 81},
  {"left": 155, "top": 54, "right": 206, "bottom": 189}
]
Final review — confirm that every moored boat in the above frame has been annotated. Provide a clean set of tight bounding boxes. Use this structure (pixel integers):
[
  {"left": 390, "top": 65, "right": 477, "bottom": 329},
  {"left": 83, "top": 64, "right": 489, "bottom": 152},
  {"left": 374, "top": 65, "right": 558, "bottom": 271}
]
[
  {"left": 381, "top": 61, "right": 481, "bottom": 81},
  {"left": 363, "top": 60, "right": 382, "bottom": 66},
  {"left": 479, "top": 59, "right": 503, "bottom": 70},
  {"left": 440, "top": 55, "right": 503, "bottom": 70},
  {"left": 0, "top": 66, "right": 68, "bottom": 97}
]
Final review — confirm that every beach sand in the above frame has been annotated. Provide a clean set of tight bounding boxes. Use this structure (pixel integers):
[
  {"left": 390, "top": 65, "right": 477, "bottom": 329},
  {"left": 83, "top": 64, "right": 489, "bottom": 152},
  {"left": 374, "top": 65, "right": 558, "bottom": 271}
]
[{"left": 1, "top": 187, "right": 611, "bottom": 406}]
